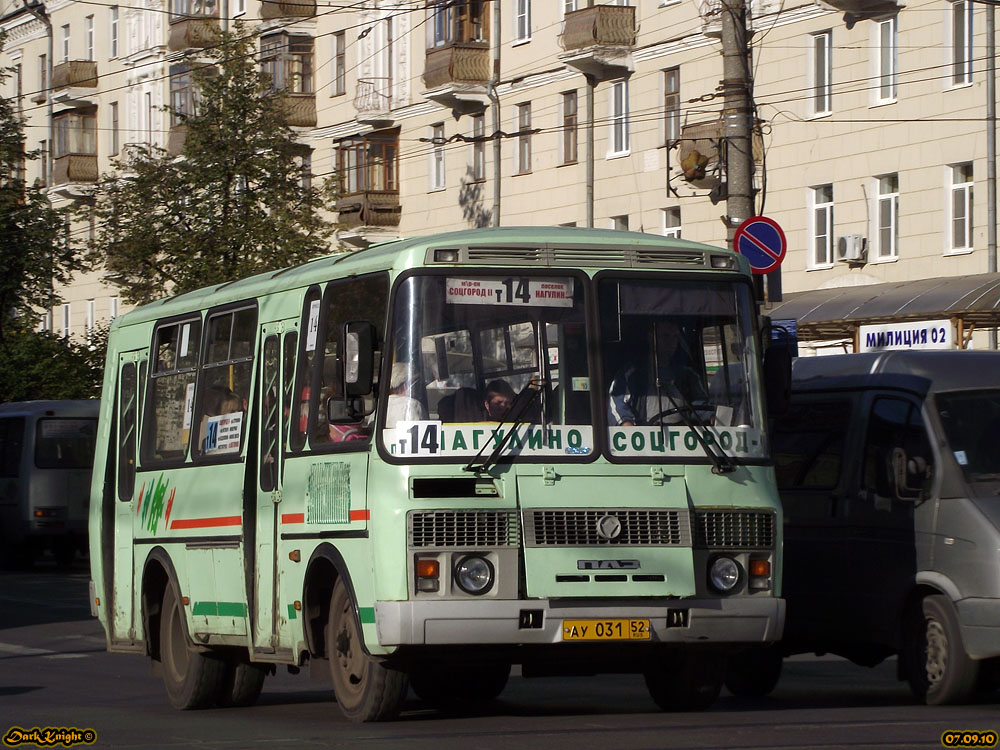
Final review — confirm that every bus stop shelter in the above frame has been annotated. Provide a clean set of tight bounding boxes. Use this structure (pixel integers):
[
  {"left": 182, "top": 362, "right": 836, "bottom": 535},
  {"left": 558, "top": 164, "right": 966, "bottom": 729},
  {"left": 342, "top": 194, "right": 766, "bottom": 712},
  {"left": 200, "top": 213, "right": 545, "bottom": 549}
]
[{"left": 765, "top": 272, "right": 1000, "bottom": 351}]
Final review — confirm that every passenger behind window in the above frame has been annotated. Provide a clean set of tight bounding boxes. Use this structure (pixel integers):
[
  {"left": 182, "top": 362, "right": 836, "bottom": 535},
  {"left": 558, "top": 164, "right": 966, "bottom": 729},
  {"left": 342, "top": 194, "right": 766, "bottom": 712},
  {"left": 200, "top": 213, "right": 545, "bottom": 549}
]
[
  {"left": 199, "top": 384, "right": 243, "bottom": 453},
  {"left": 438, "top": 387, "right": 486, "bottom": 422},
  {"left": 385, "top": 361, "right": 426, "bottom": 428},
  {"left": 484, "top": 379, "right": 516, "bottom": 421}
]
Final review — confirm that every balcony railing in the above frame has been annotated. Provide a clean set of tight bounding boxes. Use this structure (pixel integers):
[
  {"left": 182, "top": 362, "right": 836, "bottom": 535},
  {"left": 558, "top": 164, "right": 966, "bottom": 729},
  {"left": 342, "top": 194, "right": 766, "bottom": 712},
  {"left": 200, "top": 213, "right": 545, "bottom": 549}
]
[
  {"left": 559, "top": 5, "right": 636, "bottom": 51},
  {"left": 52, "top": 154, "right": 98, "bottom": 185},
  {"left": 337, "top": 190, "right": 401, "bottom": 228},
  {"left": 167, "top": 17, "right": 221, "bottom": 51},
  {"left": 51, "top": 61, "right": 98, "bottom": 90},
  {"left": 423, "top": 42, "right": 490, "bottom": 89},
  {"left": 355, "top": 78, "right": 392, "bottom": 118},
  {"left": 260, "top": 0, "right": 315, "bottom": 18},
  {"left": 283, "top": 94, "right": 316, "bottom": 127}
]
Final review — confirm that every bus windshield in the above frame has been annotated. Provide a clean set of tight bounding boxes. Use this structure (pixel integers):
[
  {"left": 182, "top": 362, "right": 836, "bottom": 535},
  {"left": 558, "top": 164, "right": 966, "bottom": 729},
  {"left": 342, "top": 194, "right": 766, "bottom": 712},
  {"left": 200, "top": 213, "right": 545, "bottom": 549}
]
[
  {"left": 35, "top": 418, "right": 98, "bottom": 469},
  {"left": 599, "top": 277, "right": 766, "bottom": 461},
  {"left": 936, "top": 388, "right": 1000, "bottom": 482},
  {"left": 380, "top": 272, "right": 593, "bottom": 460}
]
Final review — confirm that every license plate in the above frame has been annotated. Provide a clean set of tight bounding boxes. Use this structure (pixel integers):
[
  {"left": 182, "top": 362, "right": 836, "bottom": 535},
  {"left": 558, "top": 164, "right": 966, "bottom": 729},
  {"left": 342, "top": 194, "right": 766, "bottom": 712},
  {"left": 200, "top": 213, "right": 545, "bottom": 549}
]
[{"left": 562, "top": 618, "right": 650, "bottom": 641}]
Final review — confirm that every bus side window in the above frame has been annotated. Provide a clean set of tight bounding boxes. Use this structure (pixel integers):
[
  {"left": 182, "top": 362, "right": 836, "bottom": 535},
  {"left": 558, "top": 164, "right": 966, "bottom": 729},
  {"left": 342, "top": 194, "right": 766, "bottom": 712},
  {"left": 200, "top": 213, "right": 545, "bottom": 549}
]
[
  {"left": 118, "top": 362, "right": 137, "bottom": 501},
  {"left": 260, "top": 336, "right": 280, "bottom": 492},
  {"left": 283, "top": 332, "right": 297, "bottom": 456},
  {"left": 0, "top": 417, "right": 25, "bottom": 478},
  {"left": 194, "top": 305, "right": 257, "bottom": 458},
  {"left": 142, "top": 318, "right": 201, "bottom": 464},
  {"left": 290, "top": 286, "right": 322, "bottom": 453}
]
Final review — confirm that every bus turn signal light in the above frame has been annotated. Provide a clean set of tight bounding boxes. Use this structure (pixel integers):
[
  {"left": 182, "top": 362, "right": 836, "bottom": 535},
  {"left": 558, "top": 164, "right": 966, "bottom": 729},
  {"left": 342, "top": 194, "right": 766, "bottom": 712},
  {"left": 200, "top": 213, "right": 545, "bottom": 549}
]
[
  {"left": 416, "top": 559, "right": 440, "bottom": 592},
  {"left": 749, "top": 560, "right": 770, "bottom": 577}
]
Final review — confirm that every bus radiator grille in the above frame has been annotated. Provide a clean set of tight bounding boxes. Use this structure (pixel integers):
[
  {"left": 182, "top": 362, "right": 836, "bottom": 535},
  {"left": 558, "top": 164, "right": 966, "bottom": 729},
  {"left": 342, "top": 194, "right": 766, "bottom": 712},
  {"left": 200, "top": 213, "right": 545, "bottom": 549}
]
[
  {"left": 693, "top": 510, "right": 775, "bottom": 549},
  {"left": 408, "top": 510, "right": 521, "bottom": 548},
  {"left": 523, "top": 509, "right": 690, "bottom": 547}
]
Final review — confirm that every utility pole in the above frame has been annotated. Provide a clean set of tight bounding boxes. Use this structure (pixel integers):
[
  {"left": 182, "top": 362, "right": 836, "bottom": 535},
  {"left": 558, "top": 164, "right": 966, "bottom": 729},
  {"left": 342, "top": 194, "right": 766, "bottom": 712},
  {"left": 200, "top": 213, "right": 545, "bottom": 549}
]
[
  {"left": 988, "top": 2, "right": 997, "bottom": 349},
  {"left": 720, "top": 0, "right": 755, "bottom": 256},
  {"left": 490, "top": 0, "right": 501, "bottom": 227}
]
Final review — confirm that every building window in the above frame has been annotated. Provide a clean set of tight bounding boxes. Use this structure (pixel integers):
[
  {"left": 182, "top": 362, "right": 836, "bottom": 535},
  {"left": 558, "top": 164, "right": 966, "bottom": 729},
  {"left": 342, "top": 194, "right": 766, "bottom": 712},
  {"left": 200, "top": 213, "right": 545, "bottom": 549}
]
[
  {"left": 169, "top": 65, "right": 194, "bottom": 126},
  {"left": 169, "top": 0, "right": 218, "bottom": 20},
  {"left": 54, "top": 111, "right": 96, "bottom": 157},
  {"left": 610, "top": 79, "right": 629, "bottom": 156},
  {"left": 562, "top": 90, "right": 578, "bottom": 165},
  {"left": 810, "top": 184, "right": 834, "bottom": 267},
  {"left": 13, "top": 64, "right": 22, "bottom": 112},
  {"left": 811, "top": 31, "right": 832, "bottom": 115},
  {"left": 663, "top": 67, "right": 680, "bottom": 142},
  {"left": 110, "top": 7, "right": 119, "bottom": 58},
  {"left": 61, "top": 304, "right": 71, "bottom": 339},
  {"left": 563, "top": 0, "right": 577, "bottom": 12},
  {"left": 430, "top": 123, "right": 445, "bottom": 190},
  {"left": 951, "top": 1, "right": 973, "bottom": 86},
  {"left": 61, "top": 25, "right": 70, "bottom": 63},
  {"left": 612, "top": 215, "right": 628, "bottom": 231},
  {"left": 427, "top": 1, "right": 486, "bottom": 47},
  {"left": 109, "top": 102, "right": 119, "bottom": 155},
  {"left": 471, "top": 113, "right": 486, "bottom": 182},
  {"left": 298, "top": 150, "right": 312, "bottom": 192},
  {"left": 950, "top": 162, "right": 973, "bottom": 252},
  {"left": 234, "top": 0, "right": 245, "bottom": 15},
  {"left": 39, "top": 54, "right": 47, "bottom": 94},
  {"left": 86, "top": 299, "right": 95, "bottom": 346},
  {"left": 39, "top": 140, "right": 47, "bottom": 185},
  {"left": 86, "top": 16, "right": 94, "bottom": 61},
  {"left": 109, "top": 296, "right": 120, "bottom": 319},
  {"left": 332, "top": 32, "right": 345, "bottom": 96},
  {"left": 262, "top": 33, "right": 314, "bottom": 94},
  {"left": 334, "top": 132, "right": 399, "bottom": 195},
  {"left": 876, "top": 17, "right": 897, "bottom": 103},
  {"left": 516, "top": 103, "right": 531, "bottom": 175},
  {"left": 515, "top": 0, "right": 531, "bottom": 42},
  {"left": 663, "top": 207, "right": 681, "bottom": 238},
  {"left": 145, "top": 91, "right": 154, "bottom": 144},
  {"left": 875, "top": 173, "right": 899, "bottom": 260}
]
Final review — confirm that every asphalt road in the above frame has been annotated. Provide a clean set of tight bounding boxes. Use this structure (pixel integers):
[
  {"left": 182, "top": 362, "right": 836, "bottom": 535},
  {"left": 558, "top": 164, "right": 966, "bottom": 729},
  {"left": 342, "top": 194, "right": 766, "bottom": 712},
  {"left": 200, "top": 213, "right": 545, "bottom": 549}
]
[{"left": 1, "top": 559, "right": 997, "bottom": 750}]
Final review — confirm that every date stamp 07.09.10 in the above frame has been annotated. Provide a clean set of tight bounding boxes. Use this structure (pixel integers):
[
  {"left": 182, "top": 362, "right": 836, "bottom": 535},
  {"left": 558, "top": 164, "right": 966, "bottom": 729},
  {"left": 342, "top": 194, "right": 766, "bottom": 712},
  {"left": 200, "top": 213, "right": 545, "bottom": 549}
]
[{"left": 941, "top": 731, "right": 998, "bottom": 748}]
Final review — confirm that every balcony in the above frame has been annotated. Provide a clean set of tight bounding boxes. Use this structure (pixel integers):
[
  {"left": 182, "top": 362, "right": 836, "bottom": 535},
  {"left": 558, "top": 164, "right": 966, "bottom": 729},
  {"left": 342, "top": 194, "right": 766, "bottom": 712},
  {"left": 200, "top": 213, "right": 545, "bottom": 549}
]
[
  {"left": 282, "top": 94, "right": 316, "bottom": 127},
  {"left": 818, "top": 0, "right": 903, "bottom": 26},
  {"left": 167, "top": 17, "right": 221, "bottom": 52},
  {"left": 422, "top": 42, "right": 491, "bottom": 113},
  {"left": 51, "top": 154, "right": 98, "bottom": 193},
  {"left": 51, "top": 61, "right": 98, "bottom": 111},
  {"left": 336, "top": 190, "right": 401, "bottom": 229},
  {"left": 558, "top": 5, "right": 635, "bottom": 80},
  {"left": 260, "top": 0, "right": 315, "bottom": 19},
  {"left": 167, "top": 124, "right": 188, "bottom": 155},
  {"left": 354, "top": 78, "right": 393, "bottom": 126}
]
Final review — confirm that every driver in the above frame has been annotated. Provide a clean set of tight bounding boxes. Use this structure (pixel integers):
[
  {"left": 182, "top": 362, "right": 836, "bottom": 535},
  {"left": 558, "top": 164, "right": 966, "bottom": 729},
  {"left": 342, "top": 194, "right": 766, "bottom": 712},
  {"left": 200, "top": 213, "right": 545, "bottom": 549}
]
[{"left": 608, "top": 321, "right": 707, "bottom": 426}]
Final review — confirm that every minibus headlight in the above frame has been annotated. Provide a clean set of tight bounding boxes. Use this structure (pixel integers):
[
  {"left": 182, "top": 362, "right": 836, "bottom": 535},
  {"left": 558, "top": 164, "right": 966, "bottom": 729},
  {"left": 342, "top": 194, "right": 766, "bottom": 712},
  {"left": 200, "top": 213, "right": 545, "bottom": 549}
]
[
  {"left": 454, "top": 555, "right": 494, "bottom": 595},
  {"left": 709, "top": 556, "right": 741, "bottom": 593}
]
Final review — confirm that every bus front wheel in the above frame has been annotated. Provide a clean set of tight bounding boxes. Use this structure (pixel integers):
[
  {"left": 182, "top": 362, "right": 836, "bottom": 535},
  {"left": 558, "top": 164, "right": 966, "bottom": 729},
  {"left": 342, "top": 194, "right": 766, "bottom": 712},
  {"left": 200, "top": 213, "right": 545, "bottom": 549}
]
[
  {"left": 644, "top": 649, "right": 725, "bottom": 711},
  {"left": 904, "top": 594, "right": 979, "bottom": 705},
  {"left": 159, "top": 585, "right": 227, "bottom": 709},
  {"left": 326, "top": 579, "right": 407, "bottom": 722}
]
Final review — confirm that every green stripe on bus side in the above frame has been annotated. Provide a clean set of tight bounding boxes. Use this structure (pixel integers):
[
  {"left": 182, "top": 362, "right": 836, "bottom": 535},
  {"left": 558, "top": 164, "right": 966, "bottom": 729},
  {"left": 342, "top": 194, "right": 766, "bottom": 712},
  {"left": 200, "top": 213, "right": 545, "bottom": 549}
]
[
  {"left": 191, "top": 602, "right": 248, "bottom": 617},
  {"left": 359, "top": 607, "right": 375, "bottom": 624},
  {"left": 287, "top": 604, "right": 297, "bottom": 620}
]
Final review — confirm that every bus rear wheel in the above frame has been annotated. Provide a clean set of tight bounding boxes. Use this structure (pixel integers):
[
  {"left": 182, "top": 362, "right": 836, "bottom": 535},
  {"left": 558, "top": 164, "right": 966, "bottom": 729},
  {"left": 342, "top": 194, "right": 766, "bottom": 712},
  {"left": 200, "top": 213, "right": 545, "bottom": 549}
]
[
  {"left": 644, "top": 649, "right": 725, "bottom": 711},
  {"left": 904, "top": 594, "right": 979, "bottom": 705},
  {"left": 218, "top": 655, "right": 267, "bottom": 708},
  {"left": 325, "top": 579, "right": 407, "bottom": 722},
  {"left": 410, "top": 661, "right": 510, "bottom": 708},
  {"left": 724, "top": 645, "right": 783, "bottom": 697},
  {"left": 159, "top": 585, "right": 227, "bottom": 709}
]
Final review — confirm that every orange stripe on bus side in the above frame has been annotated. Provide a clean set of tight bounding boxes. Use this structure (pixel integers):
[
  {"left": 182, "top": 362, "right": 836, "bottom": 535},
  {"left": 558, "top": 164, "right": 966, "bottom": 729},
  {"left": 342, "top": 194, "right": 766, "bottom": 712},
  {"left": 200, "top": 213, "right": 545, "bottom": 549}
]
[
  {"left": 170, "top": 516, "right": 243, "bottom": 530},
  {"left": 280, "top": 511, "right": 369, "bottom": 524}
]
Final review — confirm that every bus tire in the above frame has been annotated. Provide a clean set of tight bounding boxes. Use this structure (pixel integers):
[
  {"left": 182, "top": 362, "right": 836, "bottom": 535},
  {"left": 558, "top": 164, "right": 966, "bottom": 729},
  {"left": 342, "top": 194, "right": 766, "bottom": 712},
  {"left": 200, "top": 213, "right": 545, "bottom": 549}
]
[
  {"left": 159, "top": 585, "right": 227, "bottom": 710},
  {"left": 218, "top": 656, "right": 267, "bottom": 708},
  {"left": 724, "top": 645, "right": 782, "bottom": 697},
  {"left": 904, "top": 594, "right": 979, "bottom": 705},
  {"left": 326, "top": 578, "right": 407, "bottom": 722},
  {"left": 644, "top": 649, "right": 725, "bottom": 711},
  {"left": 410, "top": 661, "right": 510, "bottom": 708}
]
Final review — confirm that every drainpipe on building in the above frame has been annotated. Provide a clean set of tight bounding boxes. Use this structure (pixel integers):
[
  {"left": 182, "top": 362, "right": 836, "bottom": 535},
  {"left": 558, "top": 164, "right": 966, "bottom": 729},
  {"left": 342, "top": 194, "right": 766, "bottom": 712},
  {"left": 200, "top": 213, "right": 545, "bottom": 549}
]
[
  {"left": 585, "top": 74, "right": 594, "bottom": 228},
  {"left": 489, "top": 0, "right": 500, "bottom": 227},
  {"left": 988, "top": 3, "right": 997, "bottom": 349},
  {"left": 21, "top": 0, "right": 53, "bottom": 188}
]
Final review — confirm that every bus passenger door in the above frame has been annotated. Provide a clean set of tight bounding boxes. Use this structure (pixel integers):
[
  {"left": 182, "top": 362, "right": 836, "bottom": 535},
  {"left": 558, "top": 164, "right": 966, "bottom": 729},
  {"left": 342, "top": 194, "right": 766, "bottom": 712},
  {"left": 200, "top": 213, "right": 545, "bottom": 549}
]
[
  {"left": 252, "top": 326, "right": 296, "bottom": 652},
  {"left": 112, "top": 353, "right": 143, "bottom": 644}
]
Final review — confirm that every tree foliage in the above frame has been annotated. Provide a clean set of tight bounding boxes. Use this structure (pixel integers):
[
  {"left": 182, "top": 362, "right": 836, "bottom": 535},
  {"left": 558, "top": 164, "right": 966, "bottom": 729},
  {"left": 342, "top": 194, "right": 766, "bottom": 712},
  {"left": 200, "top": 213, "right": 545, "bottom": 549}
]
[
  {"left": 0, "top": 326, "right": 106, "bottom": 401},
  {"left": 0, "top": 30, "right": 82, "bottom": 343},
  {"left": 88, "top": 23, "right": 338, "bottom": 305}
]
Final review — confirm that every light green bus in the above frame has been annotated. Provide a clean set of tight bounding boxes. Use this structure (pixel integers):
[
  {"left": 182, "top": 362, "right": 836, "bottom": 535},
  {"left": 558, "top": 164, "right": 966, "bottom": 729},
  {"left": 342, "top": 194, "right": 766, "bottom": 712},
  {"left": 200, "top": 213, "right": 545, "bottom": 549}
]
[{"left": 89, "top": 227, "right": 786, "bottom": 721}]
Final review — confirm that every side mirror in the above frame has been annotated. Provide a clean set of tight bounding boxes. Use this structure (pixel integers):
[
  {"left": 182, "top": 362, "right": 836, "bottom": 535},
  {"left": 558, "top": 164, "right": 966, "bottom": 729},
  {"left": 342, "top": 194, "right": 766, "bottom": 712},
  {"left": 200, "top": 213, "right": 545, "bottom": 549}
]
[
  {"left": 344, "top": 321, "right": 376, "bottom": 397},
  {"left": 763, "top": 346, "right": 792, "bottom": 417},
  {"left": 892, "top": 448, "right": 930, "bottom": 500},
  {"left": 327, "top": 395, "right": 374, "bottom": 423}
]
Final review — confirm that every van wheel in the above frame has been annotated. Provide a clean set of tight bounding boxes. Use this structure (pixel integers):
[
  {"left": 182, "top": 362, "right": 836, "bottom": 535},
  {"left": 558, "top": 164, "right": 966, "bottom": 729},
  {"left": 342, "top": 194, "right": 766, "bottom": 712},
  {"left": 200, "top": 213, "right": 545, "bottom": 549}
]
[
  {"left": 160, "top": 585, "right": 227, "bottom": 709},
  {"left": 410, "top": 661, "right": 510, "bottom": 708},
  {"left": 904, "top": 595, "right": 979, "bottom": 705},
  {"left": 724, "top": 645, "right": 783, "bottom": 697},
  {"left": 644, "top": 650, "right": 725, "bottom": 711},
  {"left": 326, "top": 579, "right": 407, "bottom": 722},
  {"left": 218, "top": 656, "right": 267, "bottom": 707}
]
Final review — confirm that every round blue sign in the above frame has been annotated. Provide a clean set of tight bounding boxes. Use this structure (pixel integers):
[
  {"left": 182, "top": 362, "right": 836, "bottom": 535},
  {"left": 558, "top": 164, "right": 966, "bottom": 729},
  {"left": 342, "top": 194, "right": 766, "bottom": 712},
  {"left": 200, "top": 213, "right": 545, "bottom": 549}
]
[{"left": 733, "top": 216, "right": 786, "bottom": 275}]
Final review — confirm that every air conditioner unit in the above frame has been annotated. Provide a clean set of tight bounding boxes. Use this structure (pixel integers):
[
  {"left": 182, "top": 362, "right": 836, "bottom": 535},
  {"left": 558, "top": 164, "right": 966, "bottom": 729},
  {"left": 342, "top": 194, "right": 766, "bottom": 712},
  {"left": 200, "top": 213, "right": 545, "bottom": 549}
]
[{"left": 836, "top": 234, "right": 867, "bottom": 263}]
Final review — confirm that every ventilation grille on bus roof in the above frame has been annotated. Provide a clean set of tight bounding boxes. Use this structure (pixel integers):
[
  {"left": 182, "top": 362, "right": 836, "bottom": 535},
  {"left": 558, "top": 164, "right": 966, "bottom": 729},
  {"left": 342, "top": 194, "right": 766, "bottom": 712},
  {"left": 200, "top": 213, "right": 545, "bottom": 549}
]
[{"left": 429, "top": 245, "right": 711, "bottom": 269}]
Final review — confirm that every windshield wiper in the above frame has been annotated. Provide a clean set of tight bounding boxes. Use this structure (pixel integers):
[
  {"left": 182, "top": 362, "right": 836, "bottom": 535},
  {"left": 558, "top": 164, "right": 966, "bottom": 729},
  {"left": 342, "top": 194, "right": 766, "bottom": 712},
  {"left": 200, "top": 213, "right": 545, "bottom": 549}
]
[
  {"left": 464, "top": 379, "right": 544, "bottom": 473},
  {"left": 656, "top": 386, "right": 735, "bottom": 475}
]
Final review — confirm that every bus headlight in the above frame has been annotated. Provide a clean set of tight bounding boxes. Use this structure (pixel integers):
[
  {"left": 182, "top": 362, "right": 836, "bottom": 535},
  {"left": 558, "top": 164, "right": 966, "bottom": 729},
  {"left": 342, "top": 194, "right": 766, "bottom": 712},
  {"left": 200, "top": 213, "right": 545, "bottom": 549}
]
[
  {"left": 454, "top": 555, "right": 495, "bottom": 595},
  {"left": 709, "top": 556, "right": 741, "bottom": 593}
]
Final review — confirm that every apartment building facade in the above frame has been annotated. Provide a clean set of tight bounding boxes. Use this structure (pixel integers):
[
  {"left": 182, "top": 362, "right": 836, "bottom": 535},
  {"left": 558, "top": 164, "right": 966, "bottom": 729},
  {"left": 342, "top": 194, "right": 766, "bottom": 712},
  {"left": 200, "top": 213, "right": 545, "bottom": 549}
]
[{"left": 1, "top": 0, "right": 994, "bottom": 347}]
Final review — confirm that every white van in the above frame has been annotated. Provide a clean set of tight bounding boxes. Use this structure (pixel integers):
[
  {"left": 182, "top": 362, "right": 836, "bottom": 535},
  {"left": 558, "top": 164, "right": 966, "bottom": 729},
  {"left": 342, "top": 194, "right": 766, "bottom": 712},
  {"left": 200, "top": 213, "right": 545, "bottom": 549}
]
[{"left": 0, "top": 400, "right": 99, "bottom": 566}]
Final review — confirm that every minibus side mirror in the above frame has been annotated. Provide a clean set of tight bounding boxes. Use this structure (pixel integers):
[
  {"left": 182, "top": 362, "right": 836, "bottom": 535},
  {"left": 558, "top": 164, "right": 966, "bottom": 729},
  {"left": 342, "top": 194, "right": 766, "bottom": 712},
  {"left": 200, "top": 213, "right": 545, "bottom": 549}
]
[
  {"left": 327, "top": 395, "right": 374, "bottom": 423},
  {"left": 344, "top": 321, "right": 376, "bottom": 397},
  {"left": 763, "top": 346, "right": 792, "bottom": 417},
  {"left": 892, "top": 448, "right": 930, "bottom": 500}
]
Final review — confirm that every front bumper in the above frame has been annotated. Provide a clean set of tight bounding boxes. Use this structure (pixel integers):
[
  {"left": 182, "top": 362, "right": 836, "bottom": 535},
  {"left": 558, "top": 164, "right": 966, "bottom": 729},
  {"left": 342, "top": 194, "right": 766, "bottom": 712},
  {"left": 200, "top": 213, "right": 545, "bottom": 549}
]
[{"left": 375, "top": 596, "right": 784, "bottom": 646}]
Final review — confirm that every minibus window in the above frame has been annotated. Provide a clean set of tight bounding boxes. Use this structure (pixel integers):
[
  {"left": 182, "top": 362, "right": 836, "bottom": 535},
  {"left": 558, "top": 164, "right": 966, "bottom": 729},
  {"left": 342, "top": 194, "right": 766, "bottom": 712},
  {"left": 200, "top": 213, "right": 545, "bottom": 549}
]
[
  {"left": 118, "top": 363, "right": 137, "bottom": 500},
  {"left": 773, "top": 400, "right": 851, "bottom": 490},
  {"left": 937, "top": 389, "right": 1000, "bottom": 482},
  {"left": 260, "top": 335, "right": 280, "bottom": 491},
  {"left": 863, "top": 397, "right": 932, "bottom": 500},
  {"left": 143, "top": 318, "right": 201, "bottom": 463},
  {"left": 35, "top": 418, "right": 97, "bottom": 469},
  {"left": 290, "top": 286, "right": 322, "bottom": 453},
  {"left": 0, "top": 417, "right": 25, "bottom": 477}
]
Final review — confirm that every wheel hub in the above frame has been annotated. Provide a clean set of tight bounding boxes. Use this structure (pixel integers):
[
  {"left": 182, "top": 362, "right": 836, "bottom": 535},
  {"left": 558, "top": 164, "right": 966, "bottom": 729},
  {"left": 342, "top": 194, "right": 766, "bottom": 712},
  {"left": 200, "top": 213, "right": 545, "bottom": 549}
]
[{"left": 925, "top": 618, "right": 948, "bottom": 686}]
